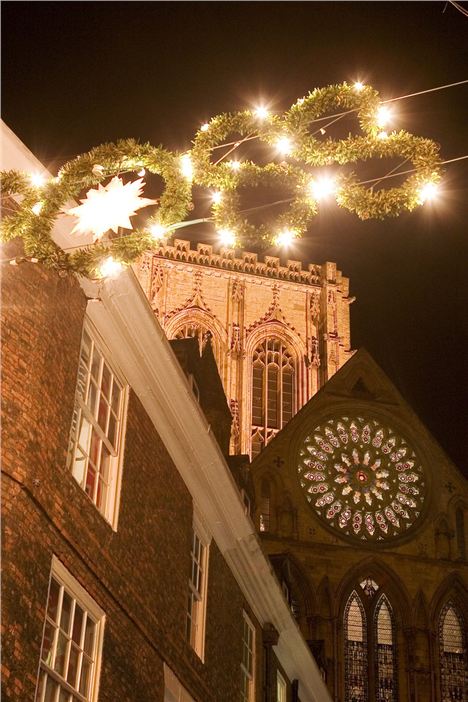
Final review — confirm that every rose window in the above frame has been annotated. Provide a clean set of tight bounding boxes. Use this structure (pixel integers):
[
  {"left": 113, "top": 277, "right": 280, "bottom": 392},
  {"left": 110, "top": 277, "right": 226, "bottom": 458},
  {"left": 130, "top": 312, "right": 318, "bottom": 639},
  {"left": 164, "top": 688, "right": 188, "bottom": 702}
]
[{"left": 297, "top": 416, "right": 426, "bottom": 541}]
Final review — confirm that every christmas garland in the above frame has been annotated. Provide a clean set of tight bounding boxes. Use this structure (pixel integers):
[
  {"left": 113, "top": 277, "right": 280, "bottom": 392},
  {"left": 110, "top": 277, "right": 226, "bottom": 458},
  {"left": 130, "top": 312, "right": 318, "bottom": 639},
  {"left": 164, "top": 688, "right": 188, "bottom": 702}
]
[{"left": 1, "top": 83, "right": 442, "bottom": 277}]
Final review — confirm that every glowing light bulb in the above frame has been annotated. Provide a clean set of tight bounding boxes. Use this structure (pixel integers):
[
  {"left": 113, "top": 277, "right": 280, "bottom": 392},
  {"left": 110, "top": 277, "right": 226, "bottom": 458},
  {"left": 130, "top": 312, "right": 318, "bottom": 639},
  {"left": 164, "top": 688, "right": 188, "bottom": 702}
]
[
  {"left": 218, "top": 228, "right": 236, "bottom": 247},
  {"left": 353, "top": 81, "right": 365, "bottom": 92},
  {"left": 137, "top": 168, "right": 146, "bottom": 177},
  {"left": 31, "top": 201, "right": 44, "bottom": 215},
  {"left": 99, "top": 256, "right": 124, "bottom": 278},
  {"left": 254, "top": 106, "right": 269, "bottom": 120},
  {"left": 212, "top": 191, "right": 223, "bottom": 205},
  {"left": 149, "top": 223, "right": 167, "bottom": 240},
  {"left": 417, "top": 182, "right": 439, "bottom": 204},
  {"left": 376, "top": 105, "right": 392, "bottom": 128},
  {"left": 200, "top": 123, "right": 210, "bottom": 132},
  {"left": 309, "top": 176, "right": 337, "bottom": 200},
  {"left": 180, "top": 153, "right": 193, "bottom": 180},
  {"left": 276, "top": 137, "right": 293, "bottom": 156},
  {"left": 275, "top": 228, "right": 297, "bottom": 248},
  {"left": 29, "top": 173, "right": 46, "bottom": 187},
  {"left": 92, "top": 164, "right": 105, "bottom": 176},
  {"left": 228, "top": 160, "right": 241, "bottom": 171},
  {"left": 377, "top": 131, "right": 389, "bottom": 140}
]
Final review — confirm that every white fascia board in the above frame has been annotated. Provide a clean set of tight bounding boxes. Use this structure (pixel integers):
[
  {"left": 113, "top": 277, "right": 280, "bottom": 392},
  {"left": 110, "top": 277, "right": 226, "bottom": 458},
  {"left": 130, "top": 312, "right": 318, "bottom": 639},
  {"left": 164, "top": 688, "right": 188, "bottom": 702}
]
[
  {"left": 2, "top": 122, "right": 331, "bottom": 701},
  {"left": 87, "top": 270, "right": 331, "bottom": 701}
]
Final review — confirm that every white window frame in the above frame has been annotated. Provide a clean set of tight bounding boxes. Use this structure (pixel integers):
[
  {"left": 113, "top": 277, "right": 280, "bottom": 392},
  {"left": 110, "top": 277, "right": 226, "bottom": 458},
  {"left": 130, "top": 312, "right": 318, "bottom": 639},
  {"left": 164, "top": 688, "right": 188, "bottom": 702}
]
[
  {"left": 35, "top": 556, "right": 105, "bottom": 702},
  {"left": 241, "top": 611, "right": 256, "bottom": 702},
  {"left": 277, "top": 671, "right": 287, "bottom": 702},
  {"left": 163, "top": 664, "right": 196, "bottom": 702},
  {"left": 186, "top": 511, "right": 210, "bottom": 660},
  {"left": 68, "top": 320, "right": 128, "bottom": 529}
]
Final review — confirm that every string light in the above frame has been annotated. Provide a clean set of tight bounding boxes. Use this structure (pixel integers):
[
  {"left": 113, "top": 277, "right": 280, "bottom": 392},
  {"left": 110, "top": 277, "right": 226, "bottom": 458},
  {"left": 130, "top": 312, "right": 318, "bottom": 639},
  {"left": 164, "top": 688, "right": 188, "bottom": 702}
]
[
  {"left": 99, "top": 256, "right": 124, "bottom": 278},
  {"left": 92, "top": 164, "right": 105, "bottom": 176},
  {"left": 217, "top": 228, "right": 236, "bottom": 247},
  {"left": 275, "top": 228, "right": 297, "bottom": 248},
  {"left": 377, "top": 131, "right": 389, "bottom": 140},
  {"left": 353, "top": 81, "right": 365, "bottom": 92},
  {"left": 212, "top": 191, "right": 223, "bottom": 204},
  {"left": 417, "top": 182, "right": 439, "bottom": 204},
  {"left": 149, "top": 223, "right": 167, "bottom": 240},
  {"left": 180, "top": 153, "right": 193, "bottom": 180},
  {"left": 376, "top": 105, "right": 392, "bottom": 128},
  {"left": 137, "top": 168, "right": 146, "bottom": 177},
  {"left": 309, "top": 176, "right": 337, "bottom": 200},
  {"left": 228, "top": 160, "right": 241, "bottom": 171},
  {"left": 200, "top": 123, "right": 210, "bottom": 132},
  {"left": 29, "top": 173, "right": 46, "bottom": 187},
  {"left": 31, "top": 202, "right": 44, "bottom": 215},
  {"left": 276, "top": 136, "right": 293, "bottom": 156},
  {"left": 254, "top": 106, "right": 269, "bottom": 120}
]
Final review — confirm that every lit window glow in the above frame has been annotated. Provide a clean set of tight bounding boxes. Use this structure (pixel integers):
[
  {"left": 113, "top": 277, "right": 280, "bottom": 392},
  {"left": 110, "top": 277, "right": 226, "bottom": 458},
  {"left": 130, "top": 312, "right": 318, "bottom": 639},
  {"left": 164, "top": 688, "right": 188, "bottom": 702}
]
[
  {"left": 376, "top": 105, "right": 392, "bottom": 128},
  {"left": 180, "top": 153, "right": 193, "bottom": 180},
  {"left": 276, "top": 136, "right": 293, "bottom": 156},
  {"left": 309, "top": 176, "right": 337, "bottom": 200},
  {"left": 218, "top": 228, "right": 236, "bottom": 247},
  {"left": 418, "top": 182, "right": 439, "bottom": 204},
  {"left": 99, "top": 257, "right": 124, "bottom": 279}
]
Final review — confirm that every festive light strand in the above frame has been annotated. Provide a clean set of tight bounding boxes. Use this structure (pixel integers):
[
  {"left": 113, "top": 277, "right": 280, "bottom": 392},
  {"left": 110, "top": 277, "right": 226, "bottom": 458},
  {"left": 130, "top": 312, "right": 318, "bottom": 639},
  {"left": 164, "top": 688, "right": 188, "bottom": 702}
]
[{"left": 2, "top": 80, "right": 460, "bottom": 275}]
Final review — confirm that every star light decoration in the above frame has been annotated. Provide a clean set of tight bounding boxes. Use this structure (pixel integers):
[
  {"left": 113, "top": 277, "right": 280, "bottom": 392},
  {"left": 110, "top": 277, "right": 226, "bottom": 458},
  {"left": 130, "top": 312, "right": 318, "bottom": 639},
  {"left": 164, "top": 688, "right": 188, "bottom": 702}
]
[{"left": 67, "top": 176, "right": 157, "bottom": 240}]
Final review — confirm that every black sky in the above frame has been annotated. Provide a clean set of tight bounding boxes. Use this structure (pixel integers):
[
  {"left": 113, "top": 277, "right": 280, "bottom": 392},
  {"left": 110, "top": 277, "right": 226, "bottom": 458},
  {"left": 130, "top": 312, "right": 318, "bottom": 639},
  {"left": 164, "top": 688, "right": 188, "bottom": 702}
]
[{"left": 2, "top": 1, "right": 468, "bottom": 476}]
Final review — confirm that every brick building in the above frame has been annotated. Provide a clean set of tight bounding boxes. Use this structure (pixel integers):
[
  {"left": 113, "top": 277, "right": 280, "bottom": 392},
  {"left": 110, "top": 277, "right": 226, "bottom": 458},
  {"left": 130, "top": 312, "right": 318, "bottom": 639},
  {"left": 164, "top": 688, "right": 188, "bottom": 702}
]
[
  {"left": 1, "top": 124, "right": 331, "bottom": 702},
  {"left": 2, "top": 121, "right": 467, "bottom": 702}
]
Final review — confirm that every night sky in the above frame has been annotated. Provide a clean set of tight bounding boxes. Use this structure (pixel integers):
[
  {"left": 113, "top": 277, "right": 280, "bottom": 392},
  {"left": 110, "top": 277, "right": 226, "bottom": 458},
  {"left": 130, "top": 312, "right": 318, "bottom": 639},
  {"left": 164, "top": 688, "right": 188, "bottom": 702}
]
[{"left": 2, "top": 2, "right": 468, "bottom": 476}]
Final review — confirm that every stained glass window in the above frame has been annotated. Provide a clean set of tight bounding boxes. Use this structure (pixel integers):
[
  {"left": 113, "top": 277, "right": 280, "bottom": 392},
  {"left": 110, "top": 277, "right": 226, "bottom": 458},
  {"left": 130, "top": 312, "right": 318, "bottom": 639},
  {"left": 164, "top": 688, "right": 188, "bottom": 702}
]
[
  {"left": 259, "top": 479, "right": 271, "bottom": 533},
  {"left": 344, "top": 588, "right": 399, "bottom": 702},
  {"left": 345, "top": 593, "right": 368, "bottom": 702},
  {"left": 439, "top": 603, "right": 467, "bottom": 701},
  {"left": 297, "top": 416, "right": 426, "bottom": 542},
  {"left": 251, "top": 339, "right": 296, "bottom": 458},
  {"left": 374, "top": 597, "right": 398, "bottom": 701}
]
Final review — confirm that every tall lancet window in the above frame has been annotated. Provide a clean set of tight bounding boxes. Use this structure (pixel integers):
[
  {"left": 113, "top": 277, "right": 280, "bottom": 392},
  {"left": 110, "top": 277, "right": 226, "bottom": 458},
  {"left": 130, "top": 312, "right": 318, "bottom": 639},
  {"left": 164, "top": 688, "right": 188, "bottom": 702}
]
[
  {"left": 345, "top": 593, "right": 368, "bottom": 702},
  {"left": 251, "top": 338, "right": 296, "bottom": 457},
  {"left": 439, "top": 603, "right": 467, "bottom": 702},
  {"left": 374, "top": 596, "right": 398, "bottom": 701}
]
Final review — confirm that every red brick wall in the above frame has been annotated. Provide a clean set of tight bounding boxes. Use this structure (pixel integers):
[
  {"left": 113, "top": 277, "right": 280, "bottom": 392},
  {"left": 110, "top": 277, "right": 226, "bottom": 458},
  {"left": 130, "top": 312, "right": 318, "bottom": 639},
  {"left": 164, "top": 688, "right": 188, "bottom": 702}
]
[{"left": 2, "top": 245, "right": 288, "bottom": 701}]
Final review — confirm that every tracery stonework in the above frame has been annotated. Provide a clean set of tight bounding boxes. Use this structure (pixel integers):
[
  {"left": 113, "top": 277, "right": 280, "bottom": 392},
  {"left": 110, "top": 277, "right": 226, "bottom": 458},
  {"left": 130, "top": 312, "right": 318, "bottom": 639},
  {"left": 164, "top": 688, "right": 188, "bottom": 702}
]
[
  {"left": 297, "top": 416, "right": 426, "bottom": 542},
  {"left": 137, "top": 239, "right": 354, "bottom": 456}
]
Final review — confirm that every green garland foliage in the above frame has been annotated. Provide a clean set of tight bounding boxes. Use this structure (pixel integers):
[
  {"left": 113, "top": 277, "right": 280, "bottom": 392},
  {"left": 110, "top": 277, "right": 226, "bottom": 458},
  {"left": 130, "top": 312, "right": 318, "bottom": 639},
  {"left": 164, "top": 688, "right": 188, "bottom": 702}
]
[{"left": 1, "top": 83, "right": 442, "bottom": 277}]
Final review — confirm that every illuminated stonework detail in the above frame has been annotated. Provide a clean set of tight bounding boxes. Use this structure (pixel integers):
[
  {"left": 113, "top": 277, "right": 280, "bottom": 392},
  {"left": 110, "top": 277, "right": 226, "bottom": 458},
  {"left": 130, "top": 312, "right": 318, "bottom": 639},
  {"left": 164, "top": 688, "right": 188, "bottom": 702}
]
[{"left": 297, "top": 416, "right": 425, "bottom": 541}]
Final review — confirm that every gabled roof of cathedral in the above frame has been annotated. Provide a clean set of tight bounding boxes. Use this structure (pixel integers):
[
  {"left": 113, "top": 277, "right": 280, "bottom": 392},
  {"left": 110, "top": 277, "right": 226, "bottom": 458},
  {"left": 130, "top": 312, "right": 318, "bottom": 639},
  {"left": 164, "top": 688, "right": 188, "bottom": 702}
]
[{"left": 252, "top": 347, "right": 466, "bottom": 484}]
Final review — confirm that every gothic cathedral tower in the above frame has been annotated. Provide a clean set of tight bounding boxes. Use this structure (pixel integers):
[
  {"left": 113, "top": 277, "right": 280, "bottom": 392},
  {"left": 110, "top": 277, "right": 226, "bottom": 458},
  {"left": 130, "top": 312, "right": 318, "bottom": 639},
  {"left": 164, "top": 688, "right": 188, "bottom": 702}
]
[{"left": 138, "top": 239, "right": 353, "bottom": 458}]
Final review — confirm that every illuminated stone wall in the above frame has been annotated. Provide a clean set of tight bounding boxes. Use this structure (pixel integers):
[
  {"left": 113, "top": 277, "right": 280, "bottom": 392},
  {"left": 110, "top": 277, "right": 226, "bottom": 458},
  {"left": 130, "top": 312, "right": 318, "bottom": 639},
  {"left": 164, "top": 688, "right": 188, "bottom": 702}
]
[{"left": 138, "top": 239, "right": 354, "bottom": 456}]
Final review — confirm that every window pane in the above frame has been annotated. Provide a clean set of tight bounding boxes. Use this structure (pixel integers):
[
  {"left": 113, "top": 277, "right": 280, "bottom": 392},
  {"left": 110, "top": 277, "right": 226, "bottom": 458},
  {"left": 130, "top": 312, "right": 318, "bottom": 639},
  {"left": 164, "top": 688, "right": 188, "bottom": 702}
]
[
  {"left": 47, "top": 579, "right": 61, "bottom": 622},
  {"left": 41, "top": 621, "right": 55, "bottom": 666},
  {"left": 54, "top": 632, "right": 68, "bottom": 676},
  {"left": 72, "top": 606, "right": 83, "bottom": 644},
  {"left": 67, "top": 644, "right": 79, "bottom": 687},
  {"left": 344, "top": 594, "right": 367, "bottom": 702},
  {"left": 44, "top": 676, "right": 58, "bottom": 702},
  {"left": 60, "top": 592, "right": 72, "bottom": 634},
  {"left": 79, "top": 656, "right": 91, "bottom": 697},
  {"left": 101, "top": 364, "right": 112, "bottom": 399}
]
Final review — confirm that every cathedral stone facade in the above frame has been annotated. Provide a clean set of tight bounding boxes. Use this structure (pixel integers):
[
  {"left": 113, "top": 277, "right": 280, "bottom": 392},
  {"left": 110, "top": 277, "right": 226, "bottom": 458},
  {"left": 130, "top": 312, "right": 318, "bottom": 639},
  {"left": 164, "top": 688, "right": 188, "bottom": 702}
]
[
  {"left": 138, "top": 240, "right": 467, "bottom": 702},
  {"left": 138, "top": 240, "right": 353, "bottom": 457}
]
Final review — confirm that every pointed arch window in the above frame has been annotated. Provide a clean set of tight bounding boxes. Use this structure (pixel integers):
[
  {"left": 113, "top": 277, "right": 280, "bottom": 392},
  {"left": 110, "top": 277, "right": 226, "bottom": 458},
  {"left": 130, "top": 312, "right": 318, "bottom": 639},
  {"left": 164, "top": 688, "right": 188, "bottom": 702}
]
[
  {"left": 344, "top": 585, "right": 398, "bottom": 702},
  {"left": 344, "top": 593, "right": 368, "bottom": 702},
  {"left": 251, "top": 338, "right": 296, "bottom": 457},
  {"left": 439, "top": 602, "right": 467, "bottom": 702},
  {"left": 259, "top": 479, "right": 271, "bottom": 533},
  {"left": 374, "top": 596, "right": 398, "bottom": 701}
]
